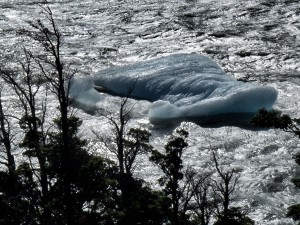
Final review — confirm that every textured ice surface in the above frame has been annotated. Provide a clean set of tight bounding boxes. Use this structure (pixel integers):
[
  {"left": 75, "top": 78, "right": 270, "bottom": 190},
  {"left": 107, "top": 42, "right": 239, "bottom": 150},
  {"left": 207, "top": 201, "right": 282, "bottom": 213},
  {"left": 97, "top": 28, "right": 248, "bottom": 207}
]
[
  {"left": 94, "top": 54, "right": 278, "bottom": 121},
  {"left": 69, "top": 77, "right": 103, "bottom": 111},
  {"left": 1, "top": 1, "right": 300, "bottom": 224}
]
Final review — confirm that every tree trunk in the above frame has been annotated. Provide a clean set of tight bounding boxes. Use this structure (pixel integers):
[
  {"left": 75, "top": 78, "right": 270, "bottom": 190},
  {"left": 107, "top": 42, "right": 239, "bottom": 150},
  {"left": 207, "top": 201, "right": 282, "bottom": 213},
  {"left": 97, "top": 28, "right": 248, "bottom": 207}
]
[{"left": 0, "top": 96, "right": 16, "bottom": 181}]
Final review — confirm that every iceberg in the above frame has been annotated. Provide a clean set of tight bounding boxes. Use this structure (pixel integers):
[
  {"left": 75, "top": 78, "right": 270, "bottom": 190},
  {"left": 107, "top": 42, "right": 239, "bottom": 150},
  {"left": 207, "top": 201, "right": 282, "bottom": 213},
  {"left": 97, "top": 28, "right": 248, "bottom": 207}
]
[
  {"left": 94, "top": 54, "right": 278, "bottom": 123},
  {"left": 69, "top": 76, "right": 103, "bottom": 112}
]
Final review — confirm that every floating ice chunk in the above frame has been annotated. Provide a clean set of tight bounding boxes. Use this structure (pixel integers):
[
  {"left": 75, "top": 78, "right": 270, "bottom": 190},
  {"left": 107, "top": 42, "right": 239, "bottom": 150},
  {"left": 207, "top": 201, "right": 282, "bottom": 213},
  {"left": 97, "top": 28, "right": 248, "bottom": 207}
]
[
  {"left": 94, "top": 54, "right": 278, "bottom": 121},
  {"left": 69, "top": 77, "right": 103, "bottom": 112},
  {"left": 149, "top": 100, "right": 182, "bottom": 119}
]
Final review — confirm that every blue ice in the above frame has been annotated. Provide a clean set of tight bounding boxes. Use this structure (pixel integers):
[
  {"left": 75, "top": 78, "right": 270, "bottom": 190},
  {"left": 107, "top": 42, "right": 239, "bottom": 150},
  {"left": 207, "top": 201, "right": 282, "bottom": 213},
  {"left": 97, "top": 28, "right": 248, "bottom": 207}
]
[{"left": 93, "top": 54, "right": 278, "bottom": 121}]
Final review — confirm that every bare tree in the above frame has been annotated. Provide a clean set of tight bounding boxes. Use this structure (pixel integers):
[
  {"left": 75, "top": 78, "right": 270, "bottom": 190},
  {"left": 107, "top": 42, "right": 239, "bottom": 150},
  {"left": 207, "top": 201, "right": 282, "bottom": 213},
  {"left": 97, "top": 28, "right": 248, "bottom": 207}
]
[
  {"left": 93, "top": 80, "right": 151, "bottom": 178},
  {"left": 184, "top": 167, "right": 214, "bottom": 225},
  {"left": 212, "top": 151, "right": 239, "bottom": 221}
]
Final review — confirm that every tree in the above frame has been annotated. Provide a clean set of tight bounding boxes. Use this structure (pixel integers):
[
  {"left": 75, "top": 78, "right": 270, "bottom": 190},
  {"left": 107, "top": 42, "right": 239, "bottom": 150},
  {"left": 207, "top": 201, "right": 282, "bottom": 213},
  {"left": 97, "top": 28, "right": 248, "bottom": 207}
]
[
  {"left": 251, "top": 109, "right": 300, "bottom": 223},
  {"left": 287, "top": 204, "right": 300, "bottom": 223},
  {"left": 94, "top": 90, "right": 153, "bottom": 178},
  {"left": 43, "top": 116, "right": 120, "bottom": 225},
  {"left": 0, "top": 54, "right": 120, "bottom": 224},
  {"left": 94, "top": 90, "right": 169, "bottom": 225},
  {"left": 184, "top": 168, "right": 214, "bottom": 225},
  {"left": 251, "top": 108, "right": 293, "bottom": 132},
  {"left": 211, "top": 152, "right": 254, "bottom": 225},
  {"left": 123, "top": 127, "right": 153, "bottom": 174},
  {"left": 0, "top": 47, "right": 50, "bottom": 224},
  {"left": 214, "top": 207, "right": 255, "bottom": 225},
  {"left": 20, "top": 3, "right": 79, "bottom": 224},
  {"left": 0, "top": 87, "right": 16, "bottom": 183},
  {"left": 212, "top": 151, "right": 239, "bottom": 221},
  {"left": 94, "top": 80, "right": 148, "bottom": 176},
  {"left": 0, "top": 87, "right": 40, "bottom": 225},
  {"left": 150, "top": 129, "right": 190, "bottom": 225},
  {"left": 0, "top": 2, "right": 121, "bottom": 224}
]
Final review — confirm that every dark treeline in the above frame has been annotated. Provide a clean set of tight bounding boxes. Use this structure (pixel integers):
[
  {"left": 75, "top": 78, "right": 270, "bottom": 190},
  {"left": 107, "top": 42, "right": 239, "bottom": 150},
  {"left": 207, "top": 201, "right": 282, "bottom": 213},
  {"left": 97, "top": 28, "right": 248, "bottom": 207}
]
[{"left": 0, "top": 2, "right": 257, "bottom": 225}]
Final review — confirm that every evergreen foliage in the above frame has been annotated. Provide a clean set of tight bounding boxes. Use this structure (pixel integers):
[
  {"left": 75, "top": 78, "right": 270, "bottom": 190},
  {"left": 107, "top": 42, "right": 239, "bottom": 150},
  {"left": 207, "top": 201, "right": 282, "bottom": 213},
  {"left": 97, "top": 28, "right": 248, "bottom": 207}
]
[
  {"left": 150, "top": 129, "right": 189, "bottom": 225},
  {"left": 0, "top": 2, "right": 256, "bottom": 225},
  {"left": 213, "top": 207, "right": 254, "bottom": 225},
  {"left": 251, "top": 108, "right": 299, "bottom": 135}
]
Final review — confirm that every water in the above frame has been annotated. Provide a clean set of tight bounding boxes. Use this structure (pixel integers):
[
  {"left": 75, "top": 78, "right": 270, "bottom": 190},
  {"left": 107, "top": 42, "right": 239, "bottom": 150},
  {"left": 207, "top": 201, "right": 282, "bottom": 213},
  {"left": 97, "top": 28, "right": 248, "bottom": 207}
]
[{"left": 0, "top": 0, "right": 300, "bottom": 224}]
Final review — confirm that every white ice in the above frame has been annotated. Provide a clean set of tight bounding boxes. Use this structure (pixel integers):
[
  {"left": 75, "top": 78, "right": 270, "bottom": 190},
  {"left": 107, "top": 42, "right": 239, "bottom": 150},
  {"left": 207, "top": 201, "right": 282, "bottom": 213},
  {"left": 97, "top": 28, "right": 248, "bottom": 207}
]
[
  {"left": 94, "top": 54, "right": 278, "bottom": 121},
  {"left": 69, "top": 76, "right": 103, "bottom": 111}
]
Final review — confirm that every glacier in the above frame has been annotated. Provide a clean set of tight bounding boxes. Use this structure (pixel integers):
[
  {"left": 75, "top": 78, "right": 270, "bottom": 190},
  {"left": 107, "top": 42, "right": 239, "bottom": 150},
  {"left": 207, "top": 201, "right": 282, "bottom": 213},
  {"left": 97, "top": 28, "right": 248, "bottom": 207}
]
[{"left": 93, "top": 54, "right": 278, "bottom": 122}]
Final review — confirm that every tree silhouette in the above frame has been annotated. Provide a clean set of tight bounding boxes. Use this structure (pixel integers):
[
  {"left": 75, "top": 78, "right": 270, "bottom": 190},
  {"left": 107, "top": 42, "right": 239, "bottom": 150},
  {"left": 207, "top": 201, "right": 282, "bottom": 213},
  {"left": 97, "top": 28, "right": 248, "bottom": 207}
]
[
  {"left": 212, "top": 152, "right": 254, "bottom": 225},
  {"left": 94, "top": 88, "right": 169, "bottom": 225},
  {"left": 150, "top": 129, "right": 190, "bottom": 225}
]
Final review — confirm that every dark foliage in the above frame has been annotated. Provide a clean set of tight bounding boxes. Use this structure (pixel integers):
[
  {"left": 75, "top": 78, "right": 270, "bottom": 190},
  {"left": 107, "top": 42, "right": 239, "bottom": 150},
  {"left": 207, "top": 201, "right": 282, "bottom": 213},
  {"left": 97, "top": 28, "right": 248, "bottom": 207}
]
[
  {"left": 150, "top": 129, "right": 190, "bottom": 225},
  {"left": 117, "top": 175, "right": 170, "bottom": 225},
  {"left": 214, "top": 207, "right": 254, "bottom": 225},
  {"left": 0, "top": 2, "right": 258, "bottom": 225},
  {"left": 251, "top": 108, "right": 293, "bottom": 130},
  {"left": 287, "top": 204, "right": 300, "bottom": 222}
]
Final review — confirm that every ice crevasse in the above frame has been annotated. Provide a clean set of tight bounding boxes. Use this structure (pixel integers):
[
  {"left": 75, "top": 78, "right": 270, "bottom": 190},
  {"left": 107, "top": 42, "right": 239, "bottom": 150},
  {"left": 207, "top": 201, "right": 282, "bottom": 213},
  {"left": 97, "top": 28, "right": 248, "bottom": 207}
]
[{"left": 91, "top": 54, "right": 278, "bottom": 121}]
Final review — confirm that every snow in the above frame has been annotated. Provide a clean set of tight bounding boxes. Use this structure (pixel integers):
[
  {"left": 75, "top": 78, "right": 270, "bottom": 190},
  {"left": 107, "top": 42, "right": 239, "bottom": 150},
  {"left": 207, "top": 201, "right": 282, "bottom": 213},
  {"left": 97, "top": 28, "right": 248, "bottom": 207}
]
[{"left": 94, "top": 54, "right": 278, "bottom": 121}]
